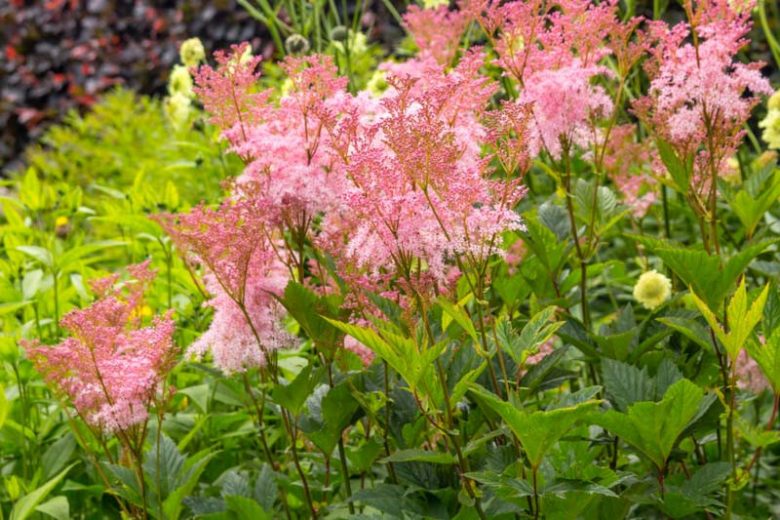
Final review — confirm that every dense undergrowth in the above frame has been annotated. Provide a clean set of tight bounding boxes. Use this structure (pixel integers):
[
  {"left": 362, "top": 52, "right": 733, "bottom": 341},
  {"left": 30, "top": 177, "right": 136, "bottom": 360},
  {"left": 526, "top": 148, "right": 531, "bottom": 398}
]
[{"left": 2, "top": 0, "right": 780, "bottom": 519}]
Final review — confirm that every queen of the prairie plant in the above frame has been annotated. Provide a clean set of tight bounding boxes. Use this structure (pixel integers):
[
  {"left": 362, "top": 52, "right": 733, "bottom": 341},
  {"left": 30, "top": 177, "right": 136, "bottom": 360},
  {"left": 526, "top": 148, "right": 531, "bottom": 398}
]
[{"left": 23, "top": 262, "right": 176, "bottom": 433}]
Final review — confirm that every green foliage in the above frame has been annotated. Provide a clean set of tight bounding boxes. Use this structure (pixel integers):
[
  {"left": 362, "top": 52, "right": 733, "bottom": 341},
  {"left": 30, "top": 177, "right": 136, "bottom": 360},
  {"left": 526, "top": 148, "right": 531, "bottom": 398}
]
[
  {"left": 469, "top": 384, "right": 599, "bottom": 469},
  {"left": 592, "top": 379, "right": 711, "bottom": 471},
  {"left": 19, "top": 89, "right": 237, "bottom": 202},
  {"left": 1, "top": 2, "right": 780, "bottom": 519}
]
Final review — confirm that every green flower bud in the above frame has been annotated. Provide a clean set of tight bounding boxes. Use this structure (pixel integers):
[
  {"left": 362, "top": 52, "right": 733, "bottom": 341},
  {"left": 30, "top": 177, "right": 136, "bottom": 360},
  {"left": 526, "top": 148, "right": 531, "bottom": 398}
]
[{"left": 285, "top": 34, "right": 310, "bottom": 55}]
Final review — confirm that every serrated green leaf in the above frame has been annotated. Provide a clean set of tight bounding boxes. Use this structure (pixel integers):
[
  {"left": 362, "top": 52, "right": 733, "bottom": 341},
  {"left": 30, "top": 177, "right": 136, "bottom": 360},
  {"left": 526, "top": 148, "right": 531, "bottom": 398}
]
[
  {"left": 469, "top": 384, "right": 599, "bottom": 468},
  {"left": 591, "top": 379, "right": 707, "bottom": 471},
  {"left": 601, "top": 359, "right": 654, "bottom": 412}
]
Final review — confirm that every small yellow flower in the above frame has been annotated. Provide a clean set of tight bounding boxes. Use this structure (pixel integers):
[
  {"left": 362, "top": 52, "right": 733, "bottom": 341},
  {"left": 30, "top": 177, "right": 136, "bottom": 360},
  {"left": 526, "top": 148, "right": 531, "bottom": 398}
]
[
  {"left": 130, "top": 305, "right": 154, "bottom": 321},
  {"left": 423, "top": 0, "right": 449, "bottom": 8},
  {"left": 633, "top": 270, "right": 672, "bottom": 310},
  {"left": 55, "top": 216, "right": 69, "bottom": 228},
  {"left": 180, "top": 37, "right": 205, "bottom": 68}
]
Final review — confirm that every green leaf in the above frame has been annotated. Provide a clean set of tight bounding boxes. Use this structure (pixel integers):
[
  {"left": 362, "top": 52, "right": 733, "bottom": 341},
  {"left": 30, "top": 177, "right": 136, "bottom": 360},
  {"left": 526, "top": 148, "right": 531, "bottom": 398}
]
[
  {"left": 351, "top": 484, "right": 424, "bottom": 517},
  {"left": 253, "top": 463, "right": 277, "bottom": 513},
  {"left": 729, "top": 170, "right": 780, "bottom": 236},
  {"left": 303, "top": 381, "right": 360, "bottom": 454},
  {"left": 691, "top": 279, "right": 769, "bottom": 361},
  {"left": 324, "top": 318, "right": 439, "bottom": 397},
  {"left": 10, "top": 463, "right": 77, "bottom": 520},
  {"left": 163, "top": 449, "right": 218, "bottom": 520},
  {"left": 16, "top": 246, "right": 54, "bottom": 268},
  {"left": 277, "top": 282, "right": 341, "bottom": 354},
  {"left": 22, "top": 269, "right": 44, "bottom": 300},
  {"left": 0, "top": 301, "right": 32, "bottom": 317},
  {"left": 381, "top": 449, "right": 456, "bottom": 465},
  {"left": 591, "top": 379, "right": 707, "bottom": 470},
  {"left": 35, "top": 496, "right": 69, "bottom": 520},
  {"left": 437, "top": 296, "right": 479, "bottom": 347},
  {"left": 601, "top": 359, "right": 654, "bottom": 412},
  {"left": 522, "top": 210, "right": 571, "bottom": 274},
  {"left": 736, "top": 412, "right": 780, "bottom": 448},
  {"left": 144, "top": 434, "right": 184, "bottom": 500},
  {"left": 41, "top": 434, "right": 76, "bottom": 480},
  {"left": 681, "top": 462, "right": 731, "bottom": 497},
  {"left": 469, "top": 384, "right": 599, "bottom": 468},
  {"left": 272, "top": 363, "right": 321, "bottom": 416},
  {"left": 225, "top": 495, "right": 271, "bottom": 520},
  {"left": 347, "top": 441, "right": 384, "bottom": 474},
  {"left": 497, "top": 307, "right": 564, "bottom": 366},
  {"left": 656, "top": 139, "right": 692, "bottom": 194},
  {"left": 656, "top": 316, "right": 712, "bottom": 351}
]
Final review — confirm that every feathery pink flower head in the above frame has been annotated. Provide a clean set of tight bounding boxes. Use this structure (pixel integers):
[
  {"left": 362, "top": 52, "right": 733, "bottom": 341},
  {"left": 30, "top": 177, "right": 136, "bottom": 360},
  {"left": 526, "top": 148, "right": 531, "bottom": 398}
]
[
  {"left": 193, "top": 42, "right": 267, "bottom": 147},
  {"left": 23, "top": 262, "right": 176, "bottom": 433},
  {"left": 155, "top": 187, "right": 292, "bottom": 373},
  {"left": 403, "top": 5, "right": 468, "bottom": 67}
]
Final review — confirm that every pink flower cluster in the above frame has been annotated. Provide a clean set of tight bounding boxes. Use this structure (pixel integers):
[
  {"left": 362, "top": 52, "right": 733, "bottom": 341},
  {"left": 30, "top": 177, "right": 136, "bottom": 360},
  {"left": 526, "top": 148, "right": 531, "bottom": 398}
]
[
  {"left": 603, "top": 125, "right": 657, "bottom": 218},
  {"left": 24, "top": 262, "right": 176, "bottom": 433},
  {"left": 176, "top": 39, "right": 532, "bottom": 370},
  {"left": 466, "top": 0, "right": 621, "bottom": 158},
  {"left": 156, "top": 186, "right": 292, "bottom": 373},
  {"left": 634, "top": 0, "right": 772, "bottom": 195}
]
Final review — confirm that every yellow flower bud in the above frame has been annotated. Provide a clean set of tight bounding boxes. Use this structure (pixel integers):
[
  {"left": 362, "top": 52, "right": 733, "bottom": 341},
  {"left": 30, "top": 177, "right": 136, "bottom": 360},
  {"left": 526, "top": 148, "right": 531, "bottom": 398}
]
[{"left": 633, "top": 270, "right": 672, "bottom": 310}]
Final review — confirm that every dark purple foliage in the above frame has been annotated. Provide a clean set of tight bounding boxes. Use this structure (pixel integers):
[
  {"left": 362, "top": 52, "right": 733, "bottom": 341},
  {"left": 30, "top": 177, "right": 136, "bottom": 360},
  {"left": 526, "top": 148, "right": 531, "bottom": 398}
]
[{"left": 0, "top": 0, "right": 272, "bottom": 172}]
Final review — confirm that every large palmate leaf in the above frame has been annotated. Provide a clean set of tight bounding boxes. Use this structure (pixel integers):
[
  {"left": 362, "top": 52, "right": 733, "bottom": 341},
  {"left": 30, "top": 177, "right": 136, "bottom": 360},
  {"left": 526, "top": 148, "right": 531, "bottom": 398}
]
[
  {"left": 469, "top": 384, "right": 599, "bottom": 469},
  {"left": 591, "top": 379, "right": 708, "bottom": 471}
]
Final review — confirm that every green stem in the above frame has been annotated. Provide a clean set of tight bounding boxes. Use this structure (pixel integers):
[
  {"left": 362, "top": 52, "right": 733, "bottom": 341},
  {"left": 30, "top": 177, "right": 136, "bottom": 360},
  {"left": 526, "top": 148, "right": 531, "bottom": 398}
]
[
  {"left": 532, "top": 466, "right": 541, "bottom": 519},
  {"left": 562, "top": 149, "right": 590, "bottom": 329},
  {"left": 52, "top": 269, "right": 61, "bottom": 338}
]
